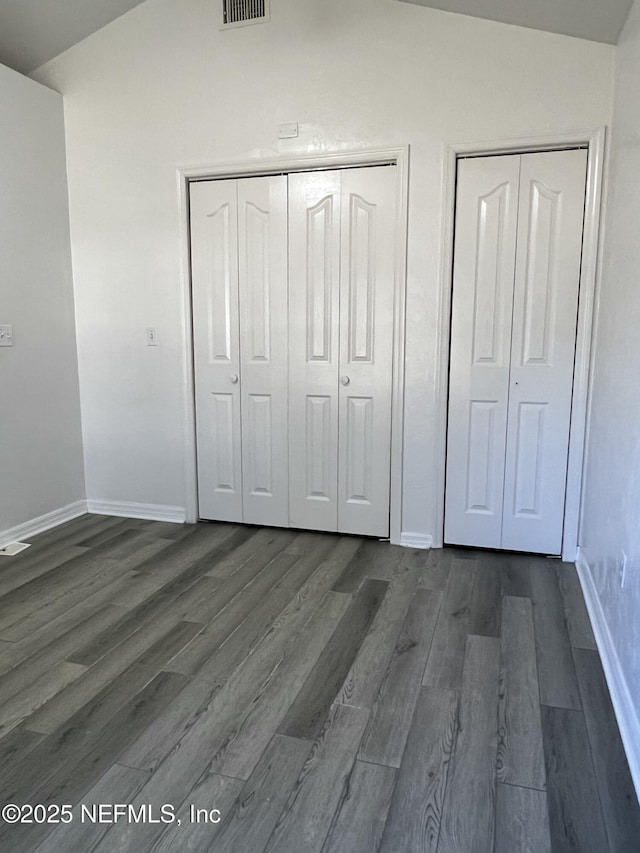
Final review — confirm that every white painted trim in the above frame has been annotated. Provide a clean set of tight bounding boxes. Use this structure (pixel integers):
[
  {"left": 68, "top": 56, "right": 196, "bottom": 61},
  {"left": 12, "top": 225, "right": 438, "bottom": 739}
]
[
  {"left": 86, "top": 500, "right": 186, "bottom": 523},
  {"left": 576, "top": 548, "right": 640, "bottom": 803},
  {"left": 433, "top": 128, "right": 607, "bottom": 557},
  {"left": 177, "top": 146, "right": 410, "bottom": 542},
  {"left": 400, "top": 532, "right": 433, "bottom": 549},
  {"left": 0, "top": 500, "right": 87, "bottom": 550}
]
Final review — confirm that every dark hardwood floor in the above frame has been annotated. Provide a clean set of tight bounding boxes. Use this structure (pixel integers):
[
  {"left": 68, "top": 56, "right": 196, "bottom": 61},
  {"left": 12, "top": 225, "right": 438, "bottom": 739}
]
[{"left": 0, "top": 514, "right": 637, "bottom": 852}]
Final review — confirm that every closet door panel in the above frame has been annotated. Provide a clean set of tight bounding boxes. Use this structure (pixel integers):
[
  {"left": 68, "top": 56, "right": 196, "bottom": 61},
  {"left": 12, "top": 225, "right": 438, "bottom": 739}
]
[
  {"left": 338, "top": 166, "right": 397, "bottom": 537},
  {"left": 444, "top": 155, "right": 521, "bottom": 548},
  {"left": 190, "top": 179, "right": 243, "bottom": 521},
  {"left": 502, "top": 149, "right": 587, "bottom": 553},
  {"left": 238, "top": 176, "right": 289, "bottom": 526},
  {"left": 288, "top": 171, "right": 341, "bottom": 531}
]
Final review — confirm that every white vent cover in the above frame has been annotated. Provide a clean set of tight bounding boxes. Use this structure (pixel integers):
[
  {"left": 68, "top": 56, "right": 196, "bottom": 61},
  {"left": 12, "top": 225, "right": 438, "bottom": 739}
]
[{"left": 221, "top": 0, "right": 270, "bottom": 28}]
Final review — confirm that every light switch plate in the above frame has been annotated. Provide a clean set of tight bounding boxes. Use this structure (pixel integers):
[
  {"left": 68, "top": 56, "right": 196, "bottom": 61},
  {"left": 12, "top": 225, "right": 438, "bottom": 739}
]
[
  {"left": 278, "top": 123, "right": 299, "bottom": 139},
  {"left": 0, "top": 325, "right": 14, "bottom": 346},
  {"left": 146, "top": 327, "right": 159, "bottom": 346}
]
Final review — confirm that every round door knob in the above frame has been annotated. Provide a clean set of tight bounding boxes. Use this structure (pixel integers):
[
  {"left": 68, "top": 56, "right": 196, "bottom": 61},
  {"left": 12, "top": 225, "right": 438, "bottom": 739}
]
[
  {"left": 230, "top": 374, "right": 239, "bottom": 384},
  {"left": 340, "top": 375, "right": 351, "bottom": 386}
]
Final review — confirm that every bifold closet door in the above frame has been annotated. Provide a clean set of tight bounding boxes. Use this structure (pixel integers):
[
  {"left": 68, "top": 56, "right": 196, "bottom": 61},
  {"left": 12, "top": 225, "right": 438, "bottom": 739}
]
[
  {"left": 445, "top": 156, "right": 521, "bottom": 549},
  {"left": 191, "top": 175, "right": 288, "bottom": 525},
  {"left": 445, "top": 149, "right": 587, "bottom": 554},
  {"left": 288, "top": 167, "right": 396, "bottom": 537},
  {"left": 501, "top": 150, "right": 587, "bottom": 553}
]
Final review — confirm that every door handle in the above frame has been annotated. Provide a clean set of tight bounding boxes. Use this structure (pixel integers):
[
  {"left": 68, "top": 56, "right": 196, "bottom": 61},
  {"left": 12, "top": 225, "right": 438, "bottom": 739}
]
[
  {"left": 230, "top": 374, "right": 239, "bottom": 384},
  {"left": 340, "top": 375, "right": 351, "bottom": 386}
]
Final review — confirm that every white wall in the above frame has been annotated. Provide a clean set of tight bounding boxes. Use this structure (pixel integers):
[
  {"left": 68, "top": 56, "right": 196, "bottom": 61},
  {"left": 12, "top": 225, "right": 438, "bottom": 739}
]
[
  {"left": 32, "top": 0, "right": 614, "bottom": 535},
  {"left": 578, "top": 0, "right": 640, "bottom": 793},
  {"left": 0, "top": 64, "right": 84, "bottom": 539}
]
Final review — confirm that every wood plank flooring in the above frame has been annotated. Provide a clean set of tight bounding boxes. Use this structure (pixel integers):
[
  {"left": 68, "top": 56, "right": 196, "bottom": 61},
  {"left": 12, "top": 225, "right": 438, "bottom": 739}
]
[{"left": 0, "top": 515, "right": 637, "bottom": 852}]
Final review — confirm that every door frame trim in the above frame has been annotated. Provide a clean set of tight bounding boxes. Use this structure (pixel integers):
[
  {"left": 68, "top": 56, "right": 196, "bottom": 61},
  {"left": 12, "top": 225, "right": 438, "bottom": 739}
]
[
  {"left": 434, "top": 128, "right": 607, "bottom": 560},
  {"left": 177, "top": 146, "right": 410, "bottom": 545}
]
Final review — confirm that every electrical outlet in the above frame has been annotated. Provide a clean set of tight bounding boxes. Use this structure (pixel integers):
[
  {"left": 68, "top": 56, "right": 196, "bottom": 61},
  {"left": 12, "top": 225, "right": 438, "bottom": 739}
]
[
  {"left": 146, "top": 327, "right": 159, "bottom": 346},
  {"left": 0, "top": 325, "right": 14, "bottom": 347}
]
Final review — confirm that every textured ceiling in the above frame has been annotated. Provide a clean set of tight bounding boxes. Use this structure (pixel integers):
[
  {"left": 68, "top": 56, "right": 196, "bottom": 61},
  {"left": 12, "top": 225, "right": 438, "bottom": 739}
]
[
  {"left": 396, "top": 0, "right": 633, "bottom": 44},
  {"left": 0, "top": 0, "right": 147, "bottom": 75}
]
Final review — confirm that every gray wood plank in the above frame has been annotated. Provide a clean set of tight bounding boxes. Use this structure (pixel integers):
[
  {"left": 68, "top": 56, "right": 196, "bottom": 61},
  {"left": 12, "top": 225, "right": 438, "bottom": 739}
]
[
  {"left": 469, "top": 556, "right": 501, "bottom": 637},
  {"left": 208, "top": 592, "right": 351, "bottom": 779},
  {"left": 212, "top": 735, "right": 311, "bottom": 853},
  {"left": 24, "top": 618, "right": 202, "bottom": 735},
  {"left": 0, "top": 551, "right": 119, "bottom": 637},
  {"left": 494, "top": 783, "right": 551, "bottom": 853},
  {"left": 4, "top": 624, "right": 198, "bottom": 805},
  {"left": 131, "top": 522, "right": 239, "bottom": 576},
  {"left": 438, "top": 635, "right": 501, "bottom": 853},
  {"left": 574, "top": 648, "right": 640, "bottom": 850},
  {"left": 337, "top": 558, "right": 420, "bottom": 709},
  {"left": 0, "top": 603, "right": 125, "bottom": 705},
  {"left": 115, "top": 591, "right": 350, "bottom": 833},
  {"left": 0, "top": 661, "right": 86, "bottom": 737},
  {"left": 541, "top": 704, "right": 610, "bottom": 853},
  {"left": 278, "top": 579, "right": 388, "bottom": 740},
  {"left": 264, "top": 704, "right": 370, "bottom": 853},
  {"left": 497, "top": 595, "right": 546, "bottom": 790},
  {"left": 25, "top": 514, "right": 123, "bottom": 550},
  {"left": 34, "top": 762, "right": 151, "bottom": 853},
  {"left": 359, "top": 588, "right": 441, "bottom": 767},
  {"left": 0, "top": 672, "right": 190, "bottom": 853},
  {"left": 416, "top": 548, "right": 450, "bottom": 593},
  {"left": 332, "top": 539, "right": 402, "bottom": 592},
  {"left": 322, "top": 759, "right": 396, "bottom": 853},
  {"left": 185, "top": 537, "right": 297, "bottom": 624},
  {"left": 149, "top": 772, "right": 244, "bottom": 853},
  {"left": 204, "top": 527, "right": 293, "bottom": 579},
  {"left": 65, "top": 551, "right": 221, "bottom": 666},
  {"left": 0, "top": 726, "right": 45, "bottom": 780},
  {"left": 0, "top": 545, "right": 88, "bottom": 598},
  {"left": 422, "top": 556, "right": 475, "bottom": 690},
  {"left": 167, "top": 585, "right": 291, "bottom": 677},
  {"left": 557, "top": 563, "right": 597, "bottom": 650},
  {"left": 378, "top": 687, "right": 458, "bottom": 853},
  {"left": 530, "top": 559, "right": 582, "bottom": 710},
  {"left": 497, "top": 552, "right": 532, "bottom": 598},
  {"left": 0, "top": 562, "right": 136, "bottom": 643},
  {"left": 276, "top": 535, "right": 340, "bottom": 590}
]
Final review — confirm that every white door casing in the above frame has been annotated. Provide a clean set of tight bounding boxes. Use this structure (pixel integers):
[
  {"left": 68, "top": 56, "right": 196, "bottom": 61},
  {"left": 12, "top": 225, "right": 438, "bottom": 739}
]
[
  {"left": 445, "top": 149, "right": 587, "bottom": 554},
  {"left": 501, "top": 149, "right": 588, "bottom": 553},
  {"left": 191, "top": 179, "right": 243, "bottom": 522},
  {"left": 238, "top": 176, "right": 289, "bottom": 527}
]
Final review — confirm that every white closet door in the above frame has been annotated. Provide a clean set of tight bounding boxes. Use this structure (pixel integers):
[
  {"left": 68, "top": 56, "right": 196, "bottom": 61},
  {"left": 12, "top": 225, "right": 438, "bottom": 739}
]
[
  {"left": 191, "top": 179, "right": 243, "bottom": 522},
  {"left": 288, "top": 171, "right": 341, "bottom": 531},
  {"left": 338, "top": 167, "right": 396, "bottom": 537},
  {"left": 238, "top": 176, "right": 289, "bottom": 527},
  {"left": 444, "top": 156, "right": 521, "bottom": 549},
  {"left": 501, "top": 150, "right": 587, "bottom": 553}
]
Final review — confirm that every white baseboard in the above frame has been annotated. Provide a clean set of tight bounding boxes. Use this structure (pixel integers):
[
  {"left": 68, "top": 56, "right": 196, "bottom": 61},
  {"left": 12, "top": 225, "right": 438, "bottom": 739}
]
[
  {"left": 576, "top": 547, "right": 640, "bottom": 802},
  {"left": 399, "top": 532, "right": 433, "bottom": 549},
  {"left": 0, "top": 500, "right": 88, "bottom": 550},
  {"left": 86, "top": 500, "right": 186, "bottom": 524}
]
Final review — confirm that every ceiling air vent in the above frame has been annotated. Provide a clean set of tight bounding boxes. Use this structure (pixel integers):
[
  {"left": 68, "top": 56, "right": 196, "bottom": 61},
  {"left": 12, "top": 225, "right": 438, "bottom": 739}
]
[{"left": 221, "top": 0, "right": 270, "bottom": 28}]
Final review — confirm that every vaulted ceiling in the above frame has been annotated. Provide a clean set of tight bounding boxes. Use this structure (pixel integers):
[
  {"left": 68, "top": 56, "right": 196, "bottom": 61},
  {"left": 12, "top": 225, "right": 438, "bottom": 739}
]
[
  {"left": 0, "top": 0, "right": 633, "bottom": 77},
  {"left": 397, "top": 0, "right": 633, "bottom": 45},
  {"left": 0, "top": 0, "right": 146, "bottom": 75}
]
